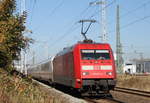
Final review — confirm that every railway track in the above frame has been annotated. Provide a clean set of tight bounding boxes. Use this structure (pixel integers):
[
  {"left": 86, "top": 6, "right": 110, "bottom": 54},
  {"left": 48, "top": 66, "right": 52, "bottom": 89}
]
[
  {"left": 84, "top": 97, "right": 125, "bottom": 103},
  {"left": 32, "top": 79, "right": 150, "bottom": 103},
  {"left": 114, "top": 87, "right": 150, "bottom": 98}
]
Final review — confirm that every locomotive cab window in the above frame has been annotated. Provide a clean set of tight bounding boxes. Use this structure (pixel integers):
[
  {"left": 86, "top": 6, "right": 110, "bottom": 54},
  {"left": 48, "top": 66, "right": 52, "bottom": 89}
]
[{"left": 81, "top": 50, "right": 110, "bottom": 60}]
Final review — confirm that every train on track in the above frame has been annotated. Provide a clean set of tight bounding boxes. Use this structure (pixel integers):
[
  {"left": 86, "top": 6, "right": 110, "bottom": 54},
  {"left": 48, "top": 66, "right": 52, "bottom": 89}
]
[{"left": 27, "top": 40, "right": 116, "bottom": 96}]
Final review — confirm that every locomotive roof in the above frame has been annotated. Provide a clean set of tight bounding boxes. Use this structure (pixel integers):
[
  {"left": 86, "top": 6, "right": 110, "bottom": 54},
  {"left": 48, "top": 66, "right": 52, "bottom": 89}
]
[{"left": 56, "top": 42, "right": 110, "bottom": 57}]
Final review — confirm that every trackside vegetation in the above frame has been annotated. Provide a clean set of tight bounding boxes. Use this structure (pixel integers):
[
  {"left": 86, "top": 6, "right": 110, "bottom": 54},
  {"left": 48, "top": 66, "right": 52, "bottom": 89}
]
[
  {"left": 117, "top": 74, "right": 150, "bottom": 92},
  {"left": 0, "top": 0, "right": 32, "bottom": 71},
  {"left": 0, "top": 69, "right": 56, "bottom": 103},
  {"left": 0, "top": 69, "right": 87, "bottom": 103}
]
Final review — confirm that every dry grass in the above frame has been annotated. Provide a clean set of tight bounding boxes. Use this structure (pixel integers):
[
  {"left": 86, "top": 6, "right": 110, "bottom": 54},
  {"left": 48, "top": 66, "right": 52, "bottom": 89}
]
[
  {"left": 117, "top": 74, "right": 150, "bottom": 91},
  {"left": 0, "top": 69, "right": 86, "bottom": 103},
  {"left": 0, "top": 69, "right": 56, "bottom": 103}
]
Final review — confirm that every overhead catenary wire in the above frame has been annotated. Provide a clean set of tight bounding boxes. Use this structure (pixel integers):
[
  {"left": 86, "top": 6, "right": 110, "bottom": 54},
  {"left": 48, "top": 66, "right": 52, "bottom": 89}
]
[
  {"left": 121, "top": 15, "right": 150, "bottom": 29},
  {"left": 28, "top": 2, "right": 95, "bottom": 61},
  {"left": 104, "top": 0, "right": 150, "bottom": 34},
  {"left": 29, "top": 0, "right": 37, "bottom": 26},
  {"left": 48, "top": 0, "right": 65, "bottom": 17},
  {"left": 108, "top": 14, "right": 150, "bottom": 34},
  {"left": 49, "top": 0, "right": 116, "bottom": 46},
  {"left": 42, "top": 4, "right": 95, "bottom": 49},
  {"left": 31, "top": 0, "right": 91, "bottom": 42},
  {"left": 107, "top": 0, "right": 150, "bottom": 26},
  {"left": 121, "top": 0, "right": 150, "bottom": 18},
  {"left": 47, "top": 24, "right": 80, "bottom": 50},
  {"left": 71, "top": 0, "right": 116, "bottom": 39},
  {"left": 56, "top": 4, "right": 92, "bottom": 35},
  {"left": 31, "top": 0, "right": 65, "bottom": 32},
  {"left": 44, "top": 0, "right": 117, "bottom": 48},
  {"left": 32, "top": 0, "right": 115, "bottom": 46},
  {"left": 47, "top": 0, "right": 115, "bottom": 42}
]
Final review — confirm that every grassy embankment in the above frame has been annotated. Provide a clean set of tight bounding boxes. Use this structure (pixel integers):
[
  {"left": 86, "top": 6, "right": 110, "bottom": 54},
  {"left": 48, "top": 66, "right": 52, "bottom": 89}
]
[
  {"left": 0, "top": 69, "right": 57, "bottom": 103},
  {"left": 117, "top": 74, "right": 150, "bottom": 91}
]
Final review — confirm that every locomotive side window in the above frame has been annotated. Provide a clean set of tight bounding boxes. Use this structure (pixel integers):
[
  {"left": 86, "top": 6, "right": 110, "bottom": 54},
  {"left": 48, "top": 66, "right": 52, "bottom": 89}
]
[{"left": 81, "top": 50, "right": 110, "bottom": 60}]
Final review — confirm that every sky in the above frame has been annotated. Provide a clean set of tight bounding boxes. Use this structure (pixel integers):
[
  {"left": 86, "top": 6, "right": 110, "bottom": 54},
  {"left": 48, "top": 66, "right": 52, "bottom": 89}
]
[{"left": 16, "top": 0, "right": 150, "bottom": 64}]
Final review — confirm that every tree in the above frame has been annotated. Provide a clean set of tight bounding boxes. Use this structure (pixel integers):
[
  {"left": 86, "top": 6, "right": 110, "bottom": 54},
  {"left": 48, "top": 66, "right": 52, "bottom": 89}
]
[{"left": 0, "top": 0, "right": 32, "bottom": 71}]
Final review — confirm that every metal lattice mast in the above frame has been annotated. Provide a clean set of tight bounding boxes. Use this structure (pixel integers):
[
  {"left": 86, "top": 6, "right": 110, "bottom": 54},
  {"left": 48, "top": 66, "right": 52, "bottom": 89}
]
[
  {"left": 20, "top": 0, "right": 26, "bottom": 74},
  {"left": 90, "top": 0, "right": 108, "bottom": 43},
  {"left": 101, "top": 0, "right": 107, "bottom": 42},
  {"left": 116, "top": 5, "right": 123, "bottom": 73}
]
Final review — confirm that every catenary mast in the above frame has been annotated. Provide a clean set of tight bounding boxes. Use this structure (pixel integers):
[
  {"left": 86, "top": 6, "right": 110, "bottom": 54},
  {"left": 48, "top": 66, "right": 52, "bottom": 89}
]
[
  {"left": 90, "top": 0, "right": 108, "bottom": 42},
  {"left": 20, "top": 0, "right": 27, "bottom": 74},
  {"left": 116, "top": 5, "right": 123, "bottom": 73},
  {"left": 101, "top": 0, "right": 107, "bottom": 42}
]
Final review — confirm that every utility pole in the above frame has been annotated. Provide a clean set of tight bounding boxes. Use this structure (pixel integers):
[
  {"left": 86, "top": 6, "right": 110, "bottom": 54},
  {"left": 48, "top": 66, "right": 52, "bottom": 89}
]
[
  {"left": 90, "top": 0, "right": 108, "bottom": 42},
  {"left": 116, "top": 5, "right": 123, "bottom": 73}
]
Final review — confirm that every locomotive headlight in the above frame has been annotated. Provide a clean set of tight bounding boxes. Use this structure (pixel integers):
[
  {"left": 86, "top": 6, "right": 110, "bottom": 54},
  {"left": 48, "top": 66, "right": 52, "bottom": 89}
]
[
  {"left": 106, "top": 72, "right": 112, "bottom": 75},
  {"left": 83, "top": 72, "right": 89, "bottom": 75},
  {"left": 83, "top": 72, "right": 86, "bottom": 75}
]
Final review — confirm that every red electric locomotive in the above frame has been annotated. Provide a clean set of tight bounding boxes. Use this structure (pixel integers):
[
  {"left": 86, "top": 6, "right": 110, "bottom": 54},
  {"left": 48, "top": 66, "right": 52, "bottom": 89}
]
[
  {"left": 53, "top": 41, "right": 116, "bottom": 95},
  {"left": 28, "top": 20, "right": 116, "bottom": 96}
]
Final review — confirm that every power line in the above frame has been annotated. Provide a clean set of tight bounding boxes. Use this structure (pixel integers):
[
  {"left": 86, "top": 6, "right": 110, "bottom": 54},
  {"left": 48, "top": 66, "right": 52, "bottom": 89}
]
[
  {"left": 60, "top": 5, "right": 92, "bottom": 31},
  {"left": 107, "top": 0, "right": 150, "bottom": 27},
  {"left": 29, "top": 0, "right": 37, "bottom": 26},
  {"left": 45, "top": 5, "right": 97, "bottom": 50},
  {"left": 48, "top": 0, "right": 65, "bottom": 17},
  {"left": 106, "top": 0, "right": 150, "bottom": 34},
  {"left": 32, "top": 1, "right": 98, "bottom": 46},
  {"left": 30, "top": 2, "right": 94, "bottom": 57},
  {"left": 48, "top": 24, "right": 80, "bottom": 50},
  {"left": 108, "top": 14, "right": 150, "bottom": 34},
  {"left": 32, "top": 0, "right": 65, "bottom": 32},
  {"left": 47, "top": 0, "right": 116, "bottom": 47},
  {"left": 122, "top": 15, "right": 150, "bottom": 29},
  {"left": 41, "top": 5, "right": 93, "bottom": 49},
  {"left": 121, "top": 0, "right": 150, "bottom": 18}
]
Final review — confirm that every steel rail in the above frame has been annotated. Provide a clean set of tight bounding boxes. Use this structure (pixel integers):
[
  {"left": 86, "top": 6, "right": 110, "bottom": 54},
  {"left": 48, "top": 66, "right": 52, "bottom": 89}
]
[
  {"left": 115, "top": 87, "right": 150, "bottom": 94},
  {"left": 115, "top": 87, "right": 150, "bottom": 98},
  {"left": 105, "top": 97, "right": 125, "bottom": 103},
  {"left": 84, "top": 97, "right": 125, "bottom": 103},
  {"left": 84, "top": 98, "right": 98, "bottom": 103}
]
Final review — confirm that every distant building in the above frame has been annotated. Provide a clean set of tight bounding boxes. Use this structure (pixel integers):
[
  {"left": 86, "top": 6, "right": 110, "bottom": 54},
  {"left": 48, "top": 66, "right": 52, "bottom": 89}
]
[
  {"left": 123, "top": 63, "right": 136, "bottom": 74},
  {"left": 123, "top": 59, "right": 150, "bottom": 74},
  {"left": 135, "top": 59, "right": 150, "bottom": 74}
]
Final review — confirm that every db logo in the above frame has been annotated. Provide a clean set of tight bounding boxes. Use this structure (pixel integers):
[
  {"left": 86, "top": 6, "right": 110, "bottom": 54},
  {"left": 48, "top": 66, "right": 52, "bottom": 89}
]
[{"left": 94, "top": 66, "right": 101, "bottom": 70}]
